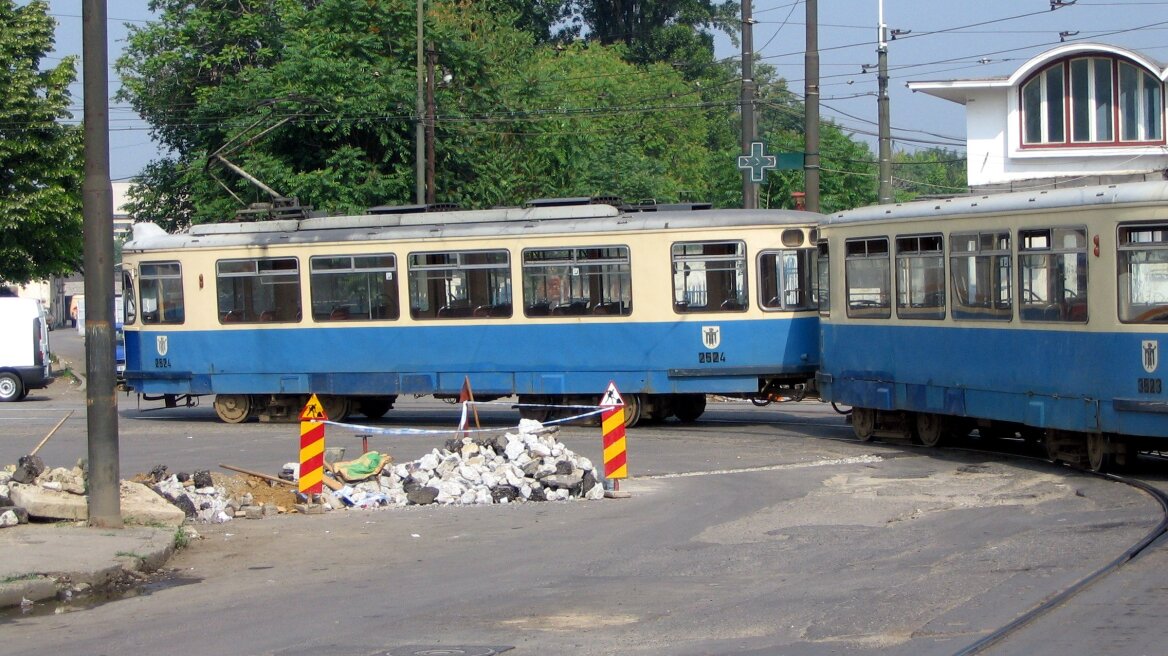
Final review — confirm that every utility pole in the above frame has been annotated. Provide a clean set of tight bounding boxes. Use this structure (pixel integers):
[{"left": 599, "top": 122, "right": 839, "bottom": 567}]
[
  {"left": 425, "top": 47, "right": 436, "bottom": 206},
  {"left": 415, "top": 0, "right": 425, "bottom": 204},
  {"left": 740, "top": 0, "right": 757, "bottom": 209},
  {"left": 81, "top": 0, "right": 122, "bottom": 528},
  {"left": 877, "top": 0, "right": 893, "bottom": 204},
  {"left": 804, "top": 0, "right": 820, "bottom": 213}
]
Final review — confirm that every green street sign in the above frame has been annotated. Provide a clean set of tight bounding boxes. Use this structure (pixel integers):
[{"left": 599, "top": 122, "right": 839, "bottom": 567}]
[{"left": 737, "top": 142, "right": 803, "bottom": 183}]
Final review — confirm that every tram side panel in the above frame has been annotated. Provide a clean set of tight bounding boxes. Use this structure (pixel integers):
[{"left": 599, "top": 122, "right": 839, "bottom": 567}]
[
  {"left": 122, "top": 209, "right": 823, "bottom": 419},
  {"left": 817, "top": 183, "right": 1168, "bottom": 446}
]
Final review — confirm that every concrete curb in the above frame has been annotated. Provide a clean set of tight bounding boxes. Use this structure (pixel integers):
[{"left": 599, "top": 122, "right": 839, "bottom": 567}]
[{"left": 0, "top": 526, "right": 178, "bottom": 611}]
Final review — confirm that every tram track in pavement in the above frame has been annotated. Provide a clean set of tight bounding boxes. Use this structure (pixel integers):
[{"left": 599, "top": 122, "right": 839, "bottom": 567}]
[
  {"left": 695, "top": 409, "right": 1168, "bottom": 655},
  {"left": 820, "top": 432, "right": 1168, "bottom": 655}
]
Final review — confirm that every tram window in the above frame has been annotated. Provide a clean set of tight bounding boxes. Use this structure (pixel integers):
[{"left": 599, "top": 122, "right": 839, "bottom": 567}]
[
  {"left": 140, "top": 261, "right": 185, "bottom": 324},
  {"left": 408, "top": 250, "right": 512, "bottom": 320},
  {"left": 522, "top": 246, "right": 631, "bottom": 317},
  {"left": 759, "top": 249, "right": 816, "bottom": 311},
  {"left": 950, "top": 231, "right": 1011, "bottom": 321},
  {"left": 896, "top": 235, "right": 945, "bottom": 320},
  {"left": 672, "top": 241, "right": 747, "bottom": 313},
  {"left": 310, "top": 254, "right": 399, "bottom": 322},
  {"left": 844, "top": 237, "right": 890, "bottom": 319},
  {"left": 121, "top": 268, "right": 136, "bottom": 325},
  {"left": 816, "top": 241, "right": 830, "bottom": 317},
  {"left": 216, "top": 257, "right": 301, "bottom": 324},
  {"left": 1118, "top": 224, "right": 1168, "bottom": 323},
  {"left": 1019, "top": 227, "right": 1088, "bottom": 323}
]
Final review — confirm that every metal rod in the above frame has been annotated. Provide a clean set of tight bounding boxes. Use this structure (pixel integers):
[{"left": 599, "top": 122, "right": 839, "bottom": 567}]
[{"left": 30, "top": 410, "right": 74, "bottom": 457}]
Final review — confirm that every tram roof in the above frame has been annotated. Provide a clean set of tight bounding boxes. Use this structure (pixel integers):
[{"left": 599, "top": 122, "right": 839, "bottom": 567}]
[
  {"left": 124, "top": 203, "right": 821, "bottom": 251},
  {"left": 826, "top": 180, "right": 1168, "bottom": 226}
]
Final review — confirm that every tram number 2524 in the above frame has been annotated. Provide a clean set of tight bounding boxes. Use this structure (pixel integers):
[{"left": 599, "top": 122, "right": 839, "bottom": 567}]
[
  {"left": 1138, "top": 377, "right": 1162, "bottom": 394},
  {"left": 699, "top": 351, "right": 726, "bottom": 364}
]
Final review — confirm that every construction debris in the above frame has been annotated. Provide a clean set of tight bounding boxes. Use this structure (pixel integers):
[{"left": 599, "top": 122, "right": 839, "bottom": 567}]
[{"left": 0, "top": 419, "right": 605, "bottom": 528}]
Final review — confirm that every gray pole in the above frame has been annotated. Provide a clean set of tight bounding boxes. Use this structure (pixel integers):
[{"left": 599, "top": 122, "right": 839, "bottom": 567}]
[
  {"left": 877, "top": 1, "right": 893, "bottom": 204},
  {"left": 415, "top": 0, "right": 425, "bottom": 204},
  {"left": 740, "top": 0, "right": 757, "bottom": 210},
  {"left": 804, "top": 0, "right": 820, "bottom": 212},
  {"left": 81, "top": 0, "right": 122, "bottom": 529},
  {"left": 426, "top": 48, "right": 436, "bottom": 206}
]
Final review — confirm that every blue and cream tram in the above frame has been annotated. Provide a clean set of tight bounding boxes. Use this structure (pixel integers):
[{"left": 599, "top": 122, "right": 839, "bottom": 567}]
[
  {"left": 816, "top": 181, "right": 1168, "bottom": 471},
  {"left": 120, "top": 199, "right": 822, "bottom": 425}
]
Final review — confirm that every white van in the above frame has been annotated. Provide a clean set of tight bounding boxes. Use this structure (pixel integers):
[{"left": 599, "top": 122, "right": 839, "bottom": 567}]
[{"left": 0, "top": 297, "right": 51, "bottom": 401}]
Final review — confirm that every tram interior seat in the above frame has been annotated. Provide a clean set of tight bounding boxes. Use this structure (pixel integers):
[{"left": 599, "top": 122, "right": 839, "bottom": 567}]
[
  {"left": 437, "top": 304, "right": 473, "bottom": 318},
  {"left": 552, "top": 301, "right": 590, "bottom": 316},
  {"left": 592, "top": 301, "right": 625, "bottom": 315},
  {"left": 720, "top": 299, "right": 745, "bottom": 311},
  {"left": 259, "top": 310, "right": 277, "bottom": 322},
  {"left": 526, "top": 302, "right": 551, "bottom": 316},
  {"left": 221, "top": 309, "right": 243, "bottom": 323},
  {"left": 330, "top": 306, "right": 351, "bottom": 320}
]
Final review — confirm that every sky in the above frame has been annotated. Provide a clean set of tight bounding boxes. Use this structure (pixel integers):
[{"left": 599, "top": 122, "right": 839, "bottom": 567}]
[{"left": 43, "top": 1, "right": 1168, "bottom": 182}]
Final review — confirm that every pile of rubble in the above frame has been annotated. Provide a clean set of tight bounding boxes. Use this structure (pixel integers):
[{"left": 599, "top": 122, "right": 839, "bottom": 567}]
[
  {"left": 0, "top": 420, "right": 605, "bottom": 528},
  {"left": 150, "top": 419, "right": 604, "bottom": 523}
]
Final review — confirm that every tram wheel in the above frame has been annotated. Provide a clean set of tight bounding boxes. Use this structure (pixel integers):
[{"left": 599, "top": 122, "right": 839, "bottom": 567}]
[
  {"left": 214, "top": 394, "right": 252, "bottom": 424},
  {"left": 319, "top": 395, "right": 351, "bottom": 422},
  {"left": 851, "top": 407, "right": 876, "bottom": 442},
  {"left": 622, "top": 394, "right": 643, "bottom": 428},
  {"left": 915, "top": 413, "right": 945, "bottom": 448},
  {"left": 673, "top": 394, "right": 707, "bottom": 423},
  {"left": 1087, "top": 433, "right": 1114, "bottom": 473}
]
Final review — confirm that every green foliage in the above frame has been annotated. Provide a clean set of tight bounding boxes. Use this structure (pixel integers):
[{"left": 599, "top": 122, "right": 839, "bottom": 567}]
[
  {"left": 115, "top": 0, "right": 891, "bottom": 224},
  {"left": 893, "top": 147, "right": 968, "bottom": 200},
  {"left": 0, "top": 0, "right": 82, "bottom": 284}
]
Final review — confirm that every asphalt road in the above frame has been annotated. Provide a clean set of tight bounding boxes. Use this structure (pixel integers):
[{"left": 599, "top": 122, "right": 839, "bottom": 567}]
[{"left": 3, "top": 331, "right": 1168, "bottom": 655}]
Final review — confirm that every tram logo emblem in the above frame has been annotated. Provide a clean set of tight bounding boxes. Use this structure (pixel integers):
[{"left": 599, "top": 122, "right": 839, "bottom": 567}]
[
  {"left": 701, "top": 325, "right": 721, "bottom": 349},
  {"left": 156, "top": 335, "right": 169, "bottom": 357},
  {"left": 1143, "top": 340, "right": 1159, "bottom": 374}
]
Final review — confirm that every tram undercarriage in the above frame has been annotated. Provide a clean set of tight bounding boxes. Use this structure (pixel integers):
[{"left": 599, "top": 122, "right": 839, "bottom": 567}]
[{"left": 846, "top": 406, "right": 1142, "bottom": 473}]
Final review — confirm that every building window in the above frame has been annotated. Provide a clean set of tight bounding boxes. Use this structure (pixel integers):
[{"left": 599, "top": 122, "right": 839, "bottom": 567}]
[
  {"left": 1119, "top": 61, "right": 1163, "bottom": 142},
  {"left": 522, "top": 246, "right": 631, "bottom": 317},
  {"left": 1021, "top": 56, "right": 1164, "bottom": 147}
]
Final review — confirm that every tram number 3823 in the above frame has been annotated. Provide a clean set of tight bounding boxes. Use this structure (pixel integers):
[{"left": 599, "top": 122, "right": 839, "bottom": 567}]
[{"left": 1138, "top": 377, "right": 1163, "bottom": 394}]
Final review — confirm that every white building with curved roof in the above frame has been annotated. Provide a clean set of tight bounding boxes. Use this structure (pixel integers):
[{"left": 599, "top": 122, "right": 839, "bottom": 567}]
[{"left": 909, "top": 43, "right": 1167, "bottom": 191}]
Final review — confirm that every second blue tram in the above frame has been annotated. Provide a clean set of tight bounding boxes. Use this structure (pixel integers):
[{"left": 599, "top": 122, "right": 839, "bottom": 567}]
[{"left": 816, "top": 181, "right": 1168, "bottom": 471}]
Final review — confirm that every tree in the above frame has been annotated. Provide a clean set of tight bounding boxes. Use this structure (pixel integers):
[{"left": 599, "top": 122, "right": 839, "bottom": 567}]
[
  {"left": 893, "top": 147, "right": 968, "bottom": 200},
  {"left": 564, "top": 0, "right": 739, "bottom": 78},
  {"left": 0, "top": 0, "right": 82, "bottom": 284}
]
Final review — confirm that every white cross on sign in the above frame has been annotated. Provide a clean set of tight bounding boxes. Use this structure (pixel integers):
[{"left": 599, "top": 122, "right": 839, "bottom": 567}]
[
  {"left": 737, "top": 141, "right": 778, "bottom": 183},
  {"left": 600, "top": 382, "right": 625, "bottom": 407}
]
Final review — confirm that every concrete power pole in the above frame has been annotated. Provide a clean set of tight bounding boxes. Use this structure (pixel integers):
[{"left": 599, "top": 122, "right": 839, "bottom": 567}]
[
  {"left": 804, "top": 0, "right": 820, "bottom": 213},
  {"left": 415, "top": 0, "right": 425, "bottom": 204},
  {"left": 740, "top": 0, "right": 757, "bottom": 209},
  {"left": 877, "top": 0, "right": 893, "bottom": 204},
  {"left": 81, "top": 0, "right": 122, "bottom": 528}
]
